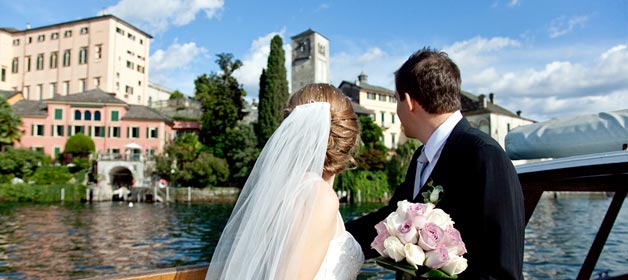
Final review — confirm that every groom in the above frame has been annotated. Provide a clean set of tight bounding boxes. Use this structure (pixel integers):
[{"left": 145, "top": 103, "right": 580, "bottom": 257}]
[{"left": 346, "top": 48, "right": 525, "bottom": 279}]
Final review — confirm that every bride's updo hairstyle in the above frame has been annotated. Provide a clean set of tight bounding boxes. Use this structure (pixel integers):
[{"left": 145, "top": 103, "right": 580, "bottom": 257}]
[{"left": 285, "top": 83, "right": 359, "bottom": 178}]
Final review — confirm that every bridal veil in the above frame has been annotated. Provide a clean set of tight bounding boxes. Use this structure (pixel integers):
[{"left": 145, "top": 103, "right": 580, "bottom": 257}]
[{"left": 206, "top": 102, "right": 331, "bottom": 279}]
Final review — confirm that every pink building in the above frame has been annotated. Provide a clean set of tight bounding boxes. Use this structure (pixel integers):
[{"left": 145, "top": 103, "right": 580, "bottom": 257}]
[{"left": 12, "top": 88, "right": 174, "bottom": 159}]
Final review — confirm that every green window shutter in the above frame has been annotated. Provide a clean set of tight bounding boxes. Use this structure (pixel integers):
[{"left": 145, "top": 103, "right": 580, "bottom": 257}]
[
  {"left": 31, "top": 124, "right": 34, "bottom": 136},
  {"left": 54, "top": 109, "right": 62, "bottom": 120},
  {"left": 50, "top": 125, "right": 54, "bottom": 136},
  {"left": 146, "top": 127, "right": 149, "bottom": 138},
  {"left": 67, "top": 125, "right": 72, "bottom": 136},
  {"left": 88, "top": 126, "right": 92, "bottom": 136},
  {"left": 107, "top": 126, "right": 110, "bottom": 137},
  {"left": 112, "top": 111, "right": 119, "bottom": 121},
  {"left": 60, "top": 126, "right": 64, "bottom": 137},
  {"left": 54, "top": 147, "right": 60, "bottom": 158},
  {"left": 155, "top": 128, "right": 158, "bottom": 138},
  {"left": 127, "top": 127, "right": 130, "bottom": 138}
]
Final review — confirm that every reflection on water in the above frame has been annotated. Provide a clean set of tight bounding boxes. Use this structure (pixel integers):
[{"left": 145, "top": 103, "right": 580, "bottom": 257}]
[{"left": 0, "top": 197, "right": 627, "bottom": 279}]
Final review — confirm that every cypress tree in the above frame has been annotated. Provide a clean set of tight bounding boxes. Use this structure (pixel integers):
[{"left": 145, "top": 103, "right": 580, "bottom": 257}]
[{"left": 256, "top": 35, "right": 289, "bottom": 147}]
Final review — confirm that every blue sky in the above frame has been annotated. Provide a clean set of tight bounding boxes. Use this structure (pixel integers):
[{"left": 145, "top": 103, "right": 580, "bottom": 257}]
[{"left": 1, "top": 0, "right": 627, "bottom": 121}]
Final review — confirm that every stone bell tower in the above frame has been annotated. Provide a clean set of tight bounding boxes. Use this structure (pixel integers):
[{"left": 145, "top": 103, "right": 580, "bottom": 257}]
[{"left": 290, "top": 29, "right": 330, "bottom": 93}]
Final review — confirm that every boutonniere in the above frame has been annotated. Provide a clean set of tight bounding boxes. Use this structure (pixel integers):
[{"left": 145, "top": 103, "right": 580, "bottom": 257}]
[{"left": 422, "top": 180, "right": 444, "bottom": 205}]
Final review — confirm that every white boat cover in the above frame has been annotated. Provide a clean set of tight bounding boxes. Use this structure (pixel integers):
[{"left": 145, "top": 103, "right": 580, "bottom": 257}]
[{"left": 505, "top": 109, "right": 628, "bottom": 160}]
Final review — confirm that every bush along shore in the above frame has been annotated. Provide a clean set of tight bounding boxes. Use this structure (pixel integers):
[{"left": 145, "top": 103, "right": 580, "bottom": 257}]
[{"left": 0, "top": 184, "right": 87, "bottom": 202}]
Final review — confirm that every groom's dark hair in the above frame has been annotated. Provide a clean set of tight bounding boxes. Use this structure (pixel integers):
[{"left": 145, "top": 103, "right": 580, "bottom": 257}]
[{"left": 395, "top": 47, "right": 461, "bottom": 114}]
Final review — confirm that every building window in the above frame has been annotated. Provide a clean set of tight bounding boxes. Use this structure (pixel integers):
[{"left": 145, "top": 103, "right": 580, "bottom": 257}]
[
  {"left": 125, "top": 85, "right": 133, "bottom": 94},
  {"left": 95, "top": 44, "right": 102, "bottom": 59},
  {"left": 110, "top": 127, "right": 121, "bottom": 138},
  {"left": 50, "top": 83, "right": 56, "bottom": 97},
  {"left": 115, "top": 82, "right": 119, "bottom": 90},
  {"left": 84, "top": 111, "right": 92, "bottom": 121},
  {"left": 379, "top": 94, "right": 387, "bottom": 101},
  {"left": 32, "top": 124, "right": 45, "bottom": 136},
  {"left": 25, "top": 56, "right": 31, "bottom": 72},
  {"left": 54, "top": 147, "right": 61, "bottom": 158},
  {"left": 507, "top": 123, "right": 511, "bottom": 132},
  {"left": 391, "top": 113, "right": 395, "bottom": 124},
  {"left": 64, "top": 30, "right": 72, "bottom": 37},
  {"left": 74, "top": 110, "right": 81, "bottom": 120},
  {"left": 54, "top": 108, "right": 63, "bottom": 120},
  {"left": 80, "top": 27, "right": 88, "bottom": 34},
  {"left": 111, "top": 111, "right": 119, "bottom": 121},
  {"left": 391, "top": 133, "right": 396, "bottom": 147},
  {"left": 51, "top": 32, "right": 59, "bottom": 40},
  {"left": 94, "top": 77, "right": 101, "bottom": 87},
  {"left": 63, "top": 50, "right": 71, "bottom": 67},
  {"left": 27, "top": 37, "right": 32, "bottom": 44},
  {"left": 50, "top": 52, "right": 58, "bottom": 68},
  {"left": 63, "top": 81, "right": 70, "bottom": 95},
  {"left": 389, "top": 96, "right": 396, "bottom": 103},
  {"left": 367, "top": 92, "right": 376, "bottom": 100},
  {"left": 37, "top": 34, "right": 45, "bottom": 42},
  {"left": 127, "top": 33, "right": 135, "bottom": 40},
  {"left": 130, "top": 127, "right": 140, "bottom": 138},
  {"left": 148, "top": 127, "right": 159, "bottom": 139},
  {"left": 79, "top": 47, "right": 88, "bottom": 64},
  {"left": 381, "top": 112, "right": 385, "bottom": 123},
  {"left": 55, "top": 125, "right": 64, "bottom": 137},
  {"left": 12, "top": 39, "right": 20, "bottom": 46},
  {"left": 23, "top": 86, "right": 29, "bottom": 99},
  {"left": 79, "top": 79, "right": 86, "bottom": 92},
  {"left": 1, "top": 68, "right": 5, "bottom": 82},
  {"left": 137, "top": 65, "right": 145, "bottom": 73},
  {"left": 126, "top": 60, "right": 134, "bottom": 69},
  {"left": 33, "top": 147, "right": 44, "bottom": 153},
  {"left": 74, "top": 126, "right": 84, "bottom": 135},
  {"left": 94, "top": 111, "right": 101, "bottom": 121},
  {"left": 140, "top": 39, "right": 143, "bottom": 45},
  {"left": 94, "top": 126, "right": 105, "bottom": 137},
  {"left": 12, "top": 58, "right": 19, "bottom": 73},
  {"left": 116, "top": 27, "right": 125, "bottom": 35},
  {"left": 37, "top": 84, "right": 43, "bottom": 100},
  {"left": 36, "top": 53, "right": 44, "bottom": 70}
]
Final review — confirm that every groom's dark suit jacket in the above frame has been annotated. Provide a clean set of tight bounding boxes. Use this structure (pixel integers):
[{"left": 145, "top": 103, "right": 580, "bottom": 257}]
[{"left": 346, "top": 118, "right": 525, "bottom": 280}]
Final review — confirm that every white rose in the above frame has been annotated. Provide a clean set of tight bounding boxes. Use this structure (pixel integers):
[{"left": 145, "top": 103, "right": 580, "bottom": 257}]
[
  {"left": 384, "top": 212, "right": 405, "bottom": 237},
  {"left": 403, "top": 243, "right": 425, "bottom": 269},
  {"left": 383, "top": 236, "right": 406, "bottom": 262},
  {"left": 396, "top": 200, "right": 412, "bottom": 217},
  {"left": 426, "top": 209, "right": 454, "bottom": 228},
  {"left": 441, "top": 256, "right": 468, "bottom": 276},
  {"left": 429, "top": 188, "right": 442, "bottom": 203}
]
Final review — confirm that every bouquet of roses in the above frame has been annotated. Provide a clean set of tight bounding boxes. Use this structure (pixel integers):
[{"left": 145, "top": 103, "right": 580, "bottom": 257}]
[{"left": 371, "top": 195, "right": 468, "bottom": 278}]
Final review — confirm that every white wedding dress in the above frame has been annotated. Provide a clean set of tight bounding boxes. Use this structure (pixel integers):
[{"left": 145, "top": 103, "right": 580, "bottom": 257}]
[{"left": 314, "top": 213, "right": 365, "bottom": 280}]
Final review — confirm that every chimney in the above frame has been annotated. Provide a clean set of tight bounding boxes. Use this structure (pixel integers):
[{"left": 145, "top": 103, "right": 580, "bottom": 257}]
[
  {"left": 478, "top": 94, "right": 487, "bottom": 108},
  {"left": 357, "top": 72, "right": 368, "bottom": 85},
  {"left": 489, "top": 93, "right": 494, "bottom": 103},
  {"left": 25, "top": 23, "right": 31, "bottom": 30},
  {"left": 516, "top": 110, "right": 522, "bottom": 117}
]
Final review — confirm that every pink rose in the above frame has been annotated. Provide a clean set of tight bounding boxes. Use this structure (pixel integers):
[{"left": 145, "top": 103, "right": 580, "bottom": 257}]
[
  {"left": 397, "top": 219, "right": 418, "bottom": 244},
  {"left": 371, "top": 230, "right": 390, "bottom": 257},
  {"left": 443, "top": 227, "right": 467, "bottom": 256},
  {"left": 418, "top": 223, "right": 444, "bottom": 251},
  {"left": 375, "top": 220, "right": 388, "bottom": 235},
  {"left": 406, "top": 203, "right": 434, "bottom": 229},
  {"left": 424, "top": 246, "right": 450, "bottom": 269}
]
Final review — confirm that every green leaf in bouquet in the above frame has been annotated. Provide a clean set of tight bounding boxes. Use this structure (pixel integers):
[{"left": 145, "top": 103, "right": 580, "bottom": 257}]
[{"left": 375, "top": 256, "right": 458, "bottom": 279}]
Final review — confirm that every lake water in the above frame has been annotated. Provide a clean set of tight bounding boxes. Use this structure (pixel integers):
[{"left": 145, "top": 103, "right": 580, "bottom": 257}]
[{"left": 0, "top": 197, "right": 627, "bottom": 279}]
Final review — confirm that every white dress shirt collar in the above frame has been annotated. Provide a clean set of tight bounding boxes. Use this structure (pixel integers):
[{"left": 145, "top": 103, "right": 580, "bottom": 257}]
[{"left": 422, "top": 110, "right": 463, "bottom": 163}]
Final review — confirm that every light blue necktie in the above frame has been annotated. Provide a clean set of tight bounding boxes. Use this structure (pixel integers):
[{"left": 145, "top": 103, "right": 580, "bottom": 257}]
[{"left": 413, "top": 151, "right": 429, "bottom": 199}]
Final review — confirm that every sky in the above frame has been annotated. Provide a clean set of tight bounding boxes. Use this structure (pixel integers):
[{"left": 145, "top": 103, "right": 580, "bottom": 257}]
[{"left": 1, "top": 0, "right": 627, "bottom": 122}]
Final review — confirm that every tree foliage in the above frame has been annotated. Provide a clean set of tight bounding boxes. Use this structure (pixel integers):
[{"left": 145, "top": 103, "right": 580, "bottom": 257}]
[
  {"left": 195, "top": 53, "right": 246, "bottom": 157},
  {"left": 32, "top": 165, "right": 73, "bottom": 184},
  {"left": 64, "top": 133, "right": 95, "bottom": 156},
  {"left": 0, "top": 97, "right": 22, "bottom": 150},
  {"left": 224, "top": 123, "right": 259, "bottom": 187},
  {"left": 355, "top": 116, "right": 388, "bottom": 170},
  {"left": 0, "top": 148, "right": 50, "bottom": 182},
  {"left": 169, "top": 90, "right": 185, "bottom": 99},
  {"left": 256, "top": 35, "right": 289, "bottom": 147}
]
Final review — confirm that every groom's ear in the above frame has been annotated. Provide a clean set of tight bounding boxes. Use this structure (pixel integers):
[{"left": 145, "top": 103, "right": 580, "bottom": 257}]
[{"left": 404, "top": 92, "right": 416, "bottom": 112}]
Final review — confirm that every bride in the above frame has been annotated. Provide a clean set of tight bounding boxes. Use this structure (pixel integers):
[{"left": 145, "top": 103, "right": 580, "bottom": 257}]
[{"left": 206, "top": 84, "right": 365, "bottom": 279}]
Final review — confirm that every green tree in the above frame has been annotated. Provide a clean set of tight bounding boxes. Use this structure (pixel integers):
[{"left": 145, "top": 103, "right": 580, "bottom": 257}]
[
  {"left": 0, "top": 97, "right": 22, "bottom": 150},
  {"left": 195, "top": 53, "right": 246, "bottom": 157},
  {"left": 0, "top": 148, "right": 50, "bottom": 182},
  {"left": 31, "top": 165, "right": 73, "bottom": 184},
  {"left": 225, "top": 123, "right": 259, "bottom": 187},
  {"left": 169, "top": 90, "right": 185, "bottom": 99},
  {"left": 64, "top": 133, "right": 95, "bottom": 156},
  {"left": 355, "top": 116, "right": 387, "bottom": 170},
  {"left": 256, "top": 35, "right": 289, "bottom": 147}
]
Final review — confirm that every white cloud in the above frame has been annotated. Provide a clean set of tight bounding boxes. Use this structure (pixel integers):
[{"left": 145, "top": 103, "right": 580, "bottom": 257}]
[
  {"left": 316, "top": 3, "right": 330, "bottom": 11},
  {"left": 104, "top": 0, "right": 224, "bottom": 34},
  {"left": 234, "top": 30, "right": 291, "bottom": 101},
  {"left": 445, "top": 37, "right": 628, "bottom": 121},
  {"left": 509, "top": 0, "right": 520, "bottom": 7},
  {"left": 548, "top": 15, "right": 589, "bottom": 38},
  {"left": 149, "top": 41, "right": 208, "bottom": 95}
]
